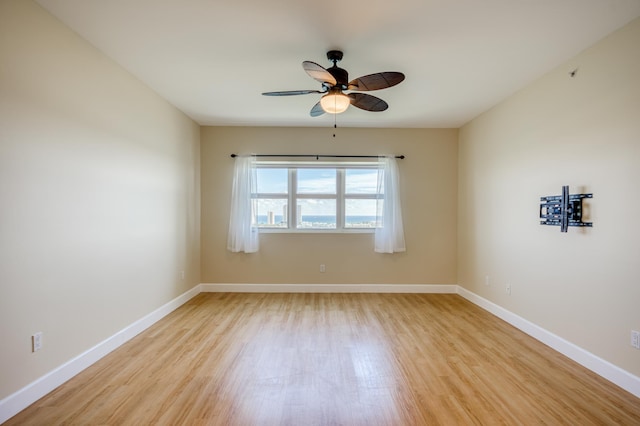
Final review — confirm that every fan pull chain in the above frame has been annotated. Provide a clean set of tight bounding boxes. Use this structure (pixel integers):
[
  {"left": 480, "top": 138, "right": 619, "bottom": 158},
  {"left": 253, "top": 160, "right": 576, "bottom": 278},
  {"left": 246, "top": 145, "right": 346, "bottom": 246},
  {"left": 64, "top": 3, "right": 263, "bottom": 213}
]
[{"left": 333, "top": 114, "right": 337, "bottom": 138}]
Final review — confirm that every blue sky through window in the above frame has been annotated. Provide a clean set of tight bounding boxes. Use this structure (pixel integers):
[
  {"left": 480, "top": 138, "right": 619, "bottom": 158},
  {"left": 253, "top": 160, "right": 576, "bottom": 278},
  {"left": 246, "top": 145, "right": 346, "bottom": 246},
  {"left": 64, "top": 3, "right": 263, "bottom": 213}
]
[
  {"left": 256, "top": 168, "right": 287, "bottom": 193},
  {"left": 346, "top": 169, "right": 379, "bottom": 194},
  {"left": 297, "top": 169, "right": 336, "bottom": 194}
]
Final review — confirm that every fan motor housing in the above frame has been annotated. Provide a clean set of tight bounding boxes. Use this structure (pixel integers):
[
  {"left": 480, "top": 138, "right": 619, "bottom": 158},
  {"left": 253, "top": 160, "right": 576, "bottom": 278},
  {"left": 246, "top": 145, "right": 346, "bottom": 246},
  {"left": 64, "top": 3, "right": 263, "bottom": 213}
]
[
  {"left": 326, "top": 50, "right": 348, "bottom": 88},
  {"left": 328, "top": 66, "right": 349, "bottom": 89}
]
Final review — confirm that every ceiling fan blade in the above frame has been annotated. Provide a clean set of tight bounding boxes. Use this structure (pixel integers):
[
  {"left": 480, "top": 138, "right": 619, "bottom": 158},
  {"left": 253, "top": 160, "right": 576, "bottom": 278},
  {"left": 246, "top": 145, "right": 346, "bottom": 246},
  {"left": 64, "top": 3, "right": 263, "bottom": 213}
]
[
  {"left": 262, "top": 90, "right": 323, "bottom": 96},
  {"left": 303, "top": 61, "right": 337, "bottom": 86},
  {"left": 348, "top": 72, "right": 405, "bottom": 91},
  {"left": 310, "top": 101, "right": 325, "bottom": 117},
  {"left": 348, "top": 93, "right": 388, "bottom": 112}
]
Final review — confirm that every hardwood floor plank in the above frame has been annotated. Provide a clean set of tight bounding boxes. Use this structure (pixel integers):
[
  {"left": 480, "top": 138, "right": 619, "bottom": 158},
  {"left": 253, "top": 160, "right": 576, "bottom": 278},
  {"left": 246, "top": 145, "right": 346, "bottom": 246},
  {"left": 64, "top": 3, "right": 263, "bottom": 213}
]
[{"left": 5, "top": 293, "right": 640, "bottom": 425}]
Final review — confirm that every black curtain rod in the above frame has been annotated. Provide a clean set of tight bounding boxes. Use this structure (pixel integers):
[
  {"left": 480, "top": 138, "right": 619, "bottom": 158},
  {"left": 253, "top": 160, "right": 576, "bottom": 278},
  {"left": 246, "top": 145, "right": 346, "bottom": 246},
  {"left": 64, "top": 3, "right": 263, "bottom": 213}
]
[{"left": 230, "top": 154, "right": 404, "bottom": 159}]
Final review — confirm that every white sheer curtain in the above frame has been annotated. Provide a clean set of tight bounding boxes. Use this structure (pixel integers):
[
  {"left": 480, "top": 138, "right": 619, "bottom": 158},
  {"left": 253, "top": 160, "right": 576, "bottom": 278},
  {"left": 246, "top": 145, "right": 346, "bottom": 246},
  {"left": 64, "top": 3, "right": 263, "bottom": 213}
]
[
  {"left": 227, "top": 155, "right": 259, "bottom": 253},
  {"left": 375, "top": 157, "right": 406, "bottom": 253}
]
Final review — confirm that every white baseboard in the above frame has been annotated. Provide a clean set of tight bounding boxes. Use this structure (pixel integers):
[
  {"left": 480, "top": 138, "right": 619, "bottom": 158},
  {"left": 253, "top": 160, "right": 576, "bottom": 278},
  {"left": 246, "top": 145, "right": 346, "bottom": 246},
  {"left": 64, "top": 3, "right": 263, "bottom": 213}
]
[
  {"left": 200, "top": 283, "right": 457, "bottom": 293},
  {"left": 456, "top": 286, "right": 640, "bottom": 399},
  {"left": 0, "top": 284, "right": 202, "bottom": 424}
]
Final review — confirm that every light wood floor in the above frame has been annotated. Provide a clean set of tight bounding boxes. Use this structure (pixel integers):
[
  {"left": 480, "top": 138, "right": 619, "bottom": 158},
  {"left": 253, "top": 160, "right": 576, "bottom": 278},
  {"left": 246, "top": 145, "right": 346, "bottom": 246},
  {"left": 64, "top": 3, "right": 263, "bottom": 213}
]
[{"left": 6, "top": 293, "right": 640, "bottom": 425}]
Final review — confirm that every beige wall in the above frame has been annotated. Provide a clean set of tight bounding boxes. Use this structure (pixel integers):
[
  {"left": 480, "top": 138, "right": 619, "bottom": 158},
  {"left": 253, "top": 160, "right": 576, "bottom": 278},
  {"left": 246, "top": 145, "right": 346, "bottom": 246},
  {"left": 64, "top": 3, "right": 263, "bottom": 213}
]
[
  {"left": 0, "top": 0, "right": 200, "bottom": 399},
  {"left": 201, "top": 126, "right": 457, "bottom": 284},
  {"left": 458, "top": 18, "right": 640, "bottom": 376}
]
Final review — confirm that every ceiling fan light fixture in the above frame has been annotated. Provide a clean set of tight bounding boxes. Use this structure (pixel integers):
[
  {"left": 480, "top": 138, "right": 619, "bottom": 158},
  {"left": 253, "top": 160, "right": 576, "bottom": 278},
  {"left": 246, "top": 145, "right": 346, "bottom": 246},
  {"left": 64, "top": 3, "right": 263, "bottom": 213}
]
[
  {"left": 320, "top": 92, "right": 350, "bottom": 114},
  {"left": 263, "top": 51, "right": 404, "bottom": 117}
]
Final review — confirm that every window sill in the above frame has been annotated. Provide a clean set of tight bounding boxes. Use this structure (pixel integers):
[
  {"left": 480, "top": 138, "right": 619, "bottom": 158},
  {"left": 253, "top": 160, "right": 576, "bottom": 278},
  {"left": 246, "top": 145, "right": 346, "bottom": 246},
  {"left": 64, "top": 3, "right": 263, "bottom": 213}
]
[{"left": 258, "top": 228, "right": 375, "bottom": 234}]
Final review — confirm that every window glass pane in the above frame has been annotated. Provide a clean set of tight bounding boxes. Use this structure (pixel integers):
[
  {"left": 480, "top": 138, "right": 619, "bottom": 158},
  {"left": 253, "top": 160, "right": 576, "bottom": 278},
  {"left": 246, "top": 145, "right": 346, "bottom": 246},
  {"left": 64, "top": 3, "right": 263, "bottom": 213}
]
[
  {"left": 297, "top": 169, "right": 336, "bottom": 194},
  {"left": 345, "top": 199, "right": 379, "bottom": 228},
  {"left": 256, "top": 199, "right": 288, "bottom": 228},
  {"left": 257, "top": 168, "right": 288, "bottom": 194},
  {"left": 345, "top": 169, "right": 379, "bottom": 194},
  {"left": 253, "top": 163, "right": 383, "bottom": 232},
  {"left": 297, "top": 199, "right": 336, "bottom": 229}
]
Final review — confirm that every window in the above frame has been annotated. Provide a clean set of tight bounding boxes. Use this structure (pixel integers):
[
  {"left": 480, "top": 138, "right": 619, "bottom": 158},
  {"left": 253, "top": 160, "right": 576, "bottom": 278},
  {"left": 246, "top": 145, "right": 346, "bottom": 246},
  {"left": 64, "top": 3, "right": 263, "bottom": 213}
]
[
  {"left": 254, "top": 162, "right": 381, "bottom": 232},
  {"left": 228, "top": 155, "right": 405, "bottom": 253}
]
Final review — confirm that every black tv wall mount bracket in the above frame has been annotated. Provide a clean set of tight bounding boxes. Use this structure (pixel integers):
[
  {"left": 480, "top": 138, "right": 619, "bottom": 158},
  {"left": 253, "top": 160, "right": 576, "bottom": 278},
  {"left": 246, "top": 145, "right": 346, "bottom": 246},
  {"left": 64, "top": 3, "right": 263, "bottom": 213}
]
[{"left": 540, "top": 185, "right": 593, "bottom": 232}]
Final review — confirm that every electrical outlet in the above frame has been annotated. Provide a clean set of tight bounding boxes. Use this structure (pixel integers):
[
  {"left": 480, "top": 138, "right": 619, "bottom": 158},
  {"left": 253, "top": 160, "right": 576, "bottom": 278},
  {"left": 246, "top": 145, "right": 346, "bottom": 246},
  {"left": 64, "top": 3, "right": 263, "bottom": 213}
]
[
  {"left": 180, "top": 270, "right": 185, "bottom": 280},
  {"left": 506, "top": 283, "right": 511, "bottom": 295},
  {"left": 32, "top": 332, "right": 43, "bottom": 352},
  {"left": 631, "top": 330, "right": 640, "bottom": 349},
  {"left": 485, "top": 275, "right": 490, "bottom": 286},
  {"left": 319, "top": 264, "right": 326, "bottom": 273}
]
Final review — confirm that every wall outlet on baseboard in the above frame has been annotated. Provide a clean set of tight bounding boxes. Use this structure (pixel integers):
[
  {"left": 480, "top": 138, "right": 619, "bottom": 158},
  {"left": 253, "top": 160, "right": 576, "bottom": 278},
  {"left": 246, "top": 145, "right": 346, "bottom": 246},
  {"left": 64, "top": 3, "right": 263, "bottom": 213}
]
[
  {"left": 32, "top": 332, "right": 43, "bottom": 352},
  {"left": 485, "top": 275, "right": 490, "bottom": 286},
  {"left": 631, "top": 330, "right": 640, "bottom": 349},
  {"left": 319, "top": 264, "right": 326, "bottom": 273},
  {"left": 506, "top": 283, "right": 511, "bottom": 295}
]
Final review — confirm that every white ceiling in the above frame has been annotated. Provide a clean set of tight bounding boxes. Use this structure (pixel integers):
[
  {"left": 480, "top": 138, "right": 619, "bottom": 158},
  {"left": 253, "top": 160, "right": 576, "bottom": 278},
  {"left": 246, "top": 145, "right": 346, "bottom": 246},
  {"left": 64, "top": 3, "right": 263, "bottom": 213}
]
[{"left": 36, "top": 0, "right": 640, "bottom": 128}]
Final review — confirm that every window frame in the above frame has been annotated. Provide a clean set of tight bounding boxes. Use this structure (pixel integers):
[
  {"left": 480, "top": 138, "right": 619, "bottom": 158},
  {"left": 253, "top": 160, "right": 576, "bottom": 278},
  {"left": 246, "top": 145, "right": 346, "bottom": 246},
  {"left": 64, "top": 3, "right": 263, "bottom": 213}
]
[{"left": 254, "top": 161, "right": 380, "bottom": 233}]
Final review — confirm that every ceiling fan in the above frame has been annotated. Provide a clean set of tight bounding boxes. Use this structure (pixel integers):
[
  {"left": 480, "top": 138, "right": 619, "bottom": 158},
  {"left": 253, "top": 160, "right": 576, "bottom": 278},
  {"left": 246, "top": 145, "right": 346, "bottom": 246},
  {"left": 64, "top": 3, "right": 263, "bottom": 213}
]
[{"left": 262, "top": 50, "right": 405, "bottom": 116}]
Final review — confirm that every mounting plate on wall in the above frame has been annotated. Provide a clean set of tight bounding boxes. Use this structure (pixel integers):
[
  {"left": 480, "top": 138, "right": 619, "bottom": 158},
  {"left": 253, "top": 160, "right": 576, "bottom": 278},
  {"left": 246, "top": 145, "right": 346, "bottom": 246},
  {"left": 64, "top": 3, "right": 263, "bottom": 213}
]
[{"left": 540, "top": 185, "right": 593, "bottom": 232}]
